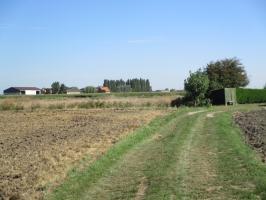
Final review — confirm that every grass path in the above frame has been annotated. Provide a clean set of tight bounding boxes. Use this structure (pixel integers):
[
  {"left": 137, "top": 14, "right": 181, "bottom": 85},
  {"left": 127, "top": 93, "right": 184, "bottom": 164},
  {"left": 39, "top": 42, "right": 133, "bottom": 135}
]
[{"left": 48, "top": 107, "right": 266, "bottom": 200}]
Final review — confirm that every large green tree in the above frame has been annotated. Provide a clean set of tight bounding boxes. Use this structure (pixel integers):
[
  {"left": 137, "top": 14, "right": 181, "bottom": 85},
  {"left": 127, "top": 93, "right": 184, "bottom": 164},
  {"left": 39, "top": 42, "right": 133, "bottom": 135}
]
[
  {"left": 83, "top": 86, "right": 96, "bottom": 93},
  {"left": 59, "top": 84, "right": 67, "bottom": 94},
  {"left": 205, "top": 58, "right": 249, "bottom": 91},
  {"left": 51, "top": 82, "right": 60, "bottom": 94},
  {"left": 184, "top": 70, "right": 209, "bottom": 106},
  {"left": 51, "top": 82, "right": 67, "bottom": 94}
]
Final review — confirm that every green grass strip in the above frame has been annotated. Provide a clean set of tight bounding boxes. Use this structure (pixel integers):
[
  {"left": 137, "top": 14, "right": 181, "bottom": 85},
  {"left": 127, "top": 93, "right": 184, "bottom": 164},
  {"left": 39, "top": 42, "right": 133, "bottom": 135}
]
[
  {"left": 212, "top": 113, "right": 266, "bottom": 199},
  {"left": 46, "top": 110, "right": 185, "bottom": 200}
]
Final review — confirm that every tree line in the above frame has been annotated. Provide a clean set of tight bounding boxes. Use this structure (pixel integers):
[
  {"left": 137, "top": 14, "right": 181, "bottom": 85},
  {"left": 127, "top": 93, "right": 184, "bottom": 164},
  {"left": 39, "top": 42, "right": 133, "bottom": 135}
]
[
  {"left": 49, "top": 78, "right": 152, "bottom": 94},
  {"left": 103, "top": 78, "right": 152, "bottom": 92}
]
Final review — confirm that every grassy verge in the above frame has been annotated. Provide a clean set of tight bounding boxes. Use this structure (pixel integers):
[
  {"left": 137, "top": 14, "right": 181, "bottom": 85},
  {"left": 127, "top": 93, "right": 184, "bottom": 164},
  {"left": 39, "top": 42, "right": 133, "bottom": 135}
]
[
  {"left": 212, "top": 112, "right": 266, "bottom": 199},
  {"left": 46, "top": 109, "right": 186, "bottom": 200},
  {"left": 47, "top": 105, "right": 266, "bottom": 199}
]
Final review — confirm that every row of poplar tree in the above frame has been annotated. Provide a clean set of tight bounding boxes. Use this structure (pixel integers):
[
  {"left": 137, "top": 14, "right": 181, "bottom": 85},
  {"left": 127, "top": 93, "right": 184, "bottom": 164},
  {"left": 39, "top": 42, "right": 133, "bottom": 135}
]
[{"left": 103, "top": 78, "right": 152, "bottom": 92}]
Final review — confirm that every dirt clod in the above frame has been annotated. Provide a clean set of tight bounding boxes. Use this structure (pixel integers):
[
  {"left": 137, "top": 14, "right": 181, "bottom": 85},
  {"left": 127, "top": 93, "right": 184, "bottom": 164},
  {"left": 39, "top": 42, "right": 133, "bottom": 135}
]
[
  {"left": 234, "top": 110, "right": 266, "bottom": 162},
  {"left": 0, "top": 109, "right": 164, "bottom": 200}
]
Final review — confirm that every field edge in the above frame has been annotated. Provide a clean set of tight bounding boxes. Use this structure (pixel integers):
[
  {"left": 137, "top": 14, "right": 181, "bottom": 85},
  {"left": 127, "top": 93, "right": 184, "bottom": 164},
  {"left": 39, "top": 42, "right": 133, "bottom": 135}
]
[{"left": 45, "top": 109, "right": 182, "bottom": 200}]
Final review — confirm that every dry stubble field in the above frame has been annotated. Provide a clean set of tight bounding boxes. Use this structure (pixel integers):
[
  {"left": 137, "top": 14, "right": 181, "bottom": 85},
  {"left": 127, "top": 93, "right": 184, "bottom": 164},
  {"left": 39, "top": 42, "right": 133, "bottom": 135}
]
[{"left": 0, "top": 102, "right": 168, "bottom": 200}]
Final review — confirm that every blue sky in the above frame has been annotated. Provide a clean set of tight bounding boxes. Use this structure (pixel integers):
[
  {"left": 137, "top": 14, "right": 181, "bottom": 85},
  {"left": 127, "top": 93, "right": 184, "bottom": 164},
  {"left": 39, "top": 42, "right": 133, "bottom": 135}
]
[{"left": 0, "top": 0, "right": 265, "bottom": 92}]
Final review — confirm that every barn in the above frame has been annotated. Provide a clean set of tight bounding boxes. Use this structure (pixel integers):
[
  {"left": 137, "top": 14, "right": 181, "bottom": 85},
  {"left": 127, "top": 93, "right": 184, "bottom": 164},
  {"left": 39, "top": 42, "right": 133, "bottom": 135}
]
[
  {"left": 210, "top": 88, "right": 237, "bottom": 105},
  {"left": 4, "top": 87, "right": 41, "bottom": 95},
  {"left": 98, "top": 86, "right": 110, "bottom": 93},
  {"left": 66, "top": 87, "right": 80, "bottom": 95}
]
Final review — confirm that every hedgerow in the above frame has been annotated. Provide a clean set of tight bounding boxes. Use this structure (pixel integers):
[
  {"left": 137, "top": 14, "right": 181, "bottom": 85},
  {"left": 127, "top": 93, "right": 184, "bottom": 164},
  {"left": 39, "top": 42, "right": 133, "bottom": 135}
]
[{"left": 236, "top": 88, "right": 266, "bottom": 104}]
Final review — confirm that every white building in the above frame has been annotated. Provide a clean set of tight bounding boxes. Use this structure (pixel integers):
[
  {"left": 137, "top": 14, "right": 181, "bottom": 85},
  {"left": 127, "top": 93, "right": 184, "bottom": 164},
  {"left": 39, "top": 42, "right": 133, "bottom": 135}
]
[
  {"left": 66, "top": 87, "right": 80, "bottom": 95},
  {"left": 3, "top": 87, "right": 41, "bottom": 95}
]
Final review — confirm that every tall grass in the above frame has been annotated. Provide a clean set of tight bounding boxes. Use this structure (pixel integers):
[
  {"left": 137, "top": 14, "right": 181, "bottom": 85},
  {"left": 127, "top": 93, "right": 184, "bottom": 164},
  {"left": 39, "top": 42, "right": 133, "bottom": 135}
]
[
  {"left": 0, "top": 100, "right": 24, "bottom": 111},
  {"left": 48, "top": 103, "right": 65, "bottom": 110}
]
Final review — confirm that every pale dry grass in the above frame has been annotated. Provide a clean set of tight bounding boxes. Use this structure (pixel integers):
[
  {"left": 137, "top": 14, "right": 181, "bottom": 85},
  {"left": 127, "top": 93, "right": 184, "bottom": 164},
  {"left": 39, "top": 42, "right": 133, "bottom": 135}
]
[{"left": 0, "top": 95, "right": 177, "bottom": 110}]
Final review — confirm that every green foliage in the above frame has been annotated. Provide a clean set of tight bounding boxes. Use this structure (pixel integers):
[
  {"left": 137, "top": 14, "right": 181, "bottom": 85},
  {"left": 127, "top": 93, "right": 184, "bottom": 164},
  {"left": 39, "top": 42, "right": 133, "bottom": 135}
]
[
  {"left": 47, "top": 111, "right": 181, "bottom": 200},
  {"left": 51, "top": 82, "right": 68, "bottom": 94},
  {"left": 184, "top": 70, "right": 209, "bottom": 106},
  {"left": 205, "top": 58, "right": 249, "bottom": 91},
  {"left": 103, "top": 78, "right": 152, "bottom": 92},
  {"left": 264, "top": 83, "right": 266, "bottom": 89},
  {"left": 236, "top": 88, "right": 266, "bottom": 104},
  {"left": 83, "top": 86, "right": 96, "bottom": 93},
  {"left": 51, "top": 82, "right": 60, "bottom": 94},
  {"left": 59, "top": 84, "right": 67, "bottom": 94}
]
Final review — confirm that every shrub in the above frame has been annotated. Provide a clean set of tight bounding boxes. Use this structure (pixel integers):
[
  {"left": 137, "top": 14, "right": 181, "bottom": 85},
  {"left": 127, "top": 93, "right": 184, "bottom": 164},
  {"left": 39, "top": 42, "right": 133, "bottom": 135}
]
[
  {"left": 112, "top": 102, "right": 118, "bottom": 108},
  {"left": 143, "top": 102, "right": 152, "bottom": 107},
  {"left": 48, "top": 103, "right": 65, "bottom": 110},
  {"left": 184, "top": 69, "right": 209, "bottom": 106},
  {"left": 0, "top": 100, "right": 24, "bottom": 111},
  {"left": 124, "top": 102, "right": 133, "bottom": 108},
  {"left": 95, "top": 101, "right": 105, "bottom": 108},
  {"left": 31, "top": 103, "right": 41, "bottom": 111},
  {"left": 157, "top": 102, "right": 169, "bottom": 108},
  {"left": 77, "top": 102, "right": 94, "bottom": 109},
  {"left": 67, "top": 103, "right": 78, "bottom": 109},
  {"left": 171, "top": 96, "right": 194, "bottom": 107},
  {"left": 0, "top": 100, "right": 15, "bottom": 110},
  {"left": 14, "top": 104, "right": 24, "bottom": 111},
  {"left": 236, "top": 88, "right": 266, "bottom": 104}
]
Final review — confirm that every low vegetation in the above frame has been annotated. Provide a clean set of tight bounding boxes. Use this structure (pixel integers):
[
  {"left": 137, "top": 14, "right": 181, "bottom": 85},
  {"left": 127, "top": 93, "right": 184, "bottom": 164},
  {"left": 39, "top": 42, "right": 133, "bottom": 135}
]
[
  {"left": 0, "top": 99, "right": 24, "bottom": 111},
  {"left": 173, "top": 57, "right": 251, "bottom": 107},
  {"left": 236, "top": 88, "right": 266, "bottom": 104},
  {"left": 48, "top": 105, "right": 266, "bottom": 199},
  {"left": 0, "top": 93, "right": 177, "bottom": 112}
]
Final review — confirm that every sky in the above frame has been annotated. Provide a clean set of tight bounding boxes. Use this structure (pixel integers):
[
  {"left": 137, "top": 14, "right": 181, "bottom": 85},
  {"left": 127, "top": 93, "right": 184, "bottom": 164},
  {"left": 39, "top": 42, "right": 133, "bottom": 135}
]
[{"left": 0, "top": 0, "right": 265, "bottom": 92}]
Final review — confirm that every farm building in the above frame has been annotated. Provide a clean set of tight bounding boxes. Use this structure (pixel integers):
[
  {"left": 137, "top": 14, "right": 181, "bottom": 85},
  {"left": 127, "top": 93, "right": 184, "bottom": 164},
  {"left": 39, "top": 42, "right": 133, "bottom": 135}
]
[
  {"left": 210, "top": 88, "right": 237, "bottom": 105},
  {"left": 3, "top": 87, "right": 41, "bottom": 95},
  {"left": 41, "top": 88, "right": 52, "bottom": 94},
  {"left": 98, "top": 86, "right": 111, "bottom": 93},
  {"left": 66, "top": 87, "right": 80, "bottom": 95}
]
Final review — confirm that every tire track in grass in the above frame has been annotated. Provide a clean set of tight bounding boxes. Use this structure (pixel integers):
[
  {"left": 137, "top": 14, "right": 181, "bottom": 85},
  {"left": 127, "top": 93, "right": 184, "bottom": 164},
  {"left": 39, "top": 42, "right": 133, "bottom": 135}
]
[
  {"left": 80, "top": 111, "right": 197, "bottom": 200},
  {"left": 49, "top": 107, "right": 266, "bottom": 200},
  {"left": 209, "top": 113, "right": 265, "bottom": 199},
  {"left": 174, "top": 112, "right": 226, "bottom": 199}
]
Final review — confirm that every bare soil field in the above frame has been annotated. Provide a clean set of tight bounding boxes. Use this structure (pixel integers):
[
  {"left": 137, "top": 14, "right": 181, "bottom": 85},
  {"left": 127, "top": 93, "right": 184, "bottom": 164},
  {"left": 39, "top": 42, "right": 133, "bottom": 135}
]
[
  {"left": 0, "top": 108, "right": 166, "bottom": 200},
  {"left": 234, "top": 109, "right": 266, "bottom": 162}
]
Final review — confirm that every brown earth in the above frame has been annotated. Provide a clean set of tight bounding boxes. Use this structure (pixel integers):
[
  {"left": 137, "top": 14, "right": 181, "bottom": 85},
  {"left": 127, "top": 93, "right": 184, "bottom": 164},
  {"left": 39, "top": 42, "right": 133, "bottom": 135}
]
[
  {"left": 234, "top": 109, "right": 266, "bottom": 162},
  {"left": 0, "top": 108, "right": 166, "bottom": 200}
]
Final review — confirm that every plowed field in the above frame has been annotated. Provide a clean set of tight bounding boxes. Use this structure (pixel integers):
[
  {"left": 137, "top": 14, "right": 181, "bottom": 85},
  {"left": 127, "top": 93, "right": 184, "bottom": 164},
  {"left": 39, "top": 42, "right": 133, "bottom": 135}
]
[
  {"left": 0, "top": 109, "right": 165, "bottom": 200},
  {"left": 234, "top": 109, "right": 266, "bottom": 162}
]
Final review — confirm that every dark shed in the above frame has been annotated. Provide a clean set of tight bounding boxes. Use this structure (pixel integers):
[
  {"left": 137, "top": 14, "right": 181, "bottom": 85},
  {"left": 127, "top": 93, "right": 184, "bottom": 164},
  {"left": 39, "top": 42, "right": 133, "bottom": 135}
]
[{"left": 210, "top": 88, "right": 237, "bottom": 105}]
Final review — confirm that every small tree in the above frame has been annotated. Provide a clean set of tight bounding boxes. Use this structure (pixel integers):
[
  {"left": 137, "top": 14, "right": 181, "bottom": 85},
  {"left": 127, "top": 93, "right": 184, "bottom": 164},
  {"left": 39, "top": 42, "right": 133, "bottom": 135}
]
[
  {"left": 51, "top": 82, "right": 60, "bottom": 94},
  {"left": 184, "top": 70, "right": 209, "bottom": 106},
  {"left": 59, "top": 84, "right": 67, "bottom": 94}
]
